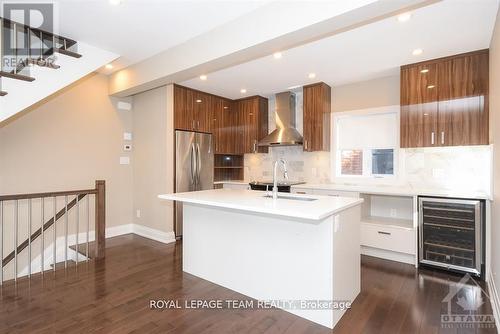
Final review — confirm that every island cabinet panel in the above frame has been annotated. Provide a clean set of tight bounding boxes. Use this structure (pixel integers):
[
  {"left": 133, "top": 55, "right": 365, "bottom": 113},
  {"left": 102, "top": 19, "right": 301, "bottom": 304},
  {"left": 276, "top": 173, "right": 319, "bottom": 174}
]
[
  {"left": 303, "top": 82, "right": 331, "bottom": 152},
  {"left": 400, "top": 49, "right": 489, "bottom": 148},
  {"left": 235, "top": 96, "right": 269, "bottom": 154}
]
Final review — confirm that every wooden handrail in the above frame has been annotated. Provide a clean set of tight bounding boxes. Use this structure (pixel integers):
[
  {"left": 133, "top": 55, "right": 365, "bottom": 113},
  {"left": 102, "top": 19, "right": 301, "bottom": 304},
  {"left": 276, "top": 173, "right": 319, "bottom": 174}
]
[{"left": 0, "top": 188, "right": 97, "bottom": 201}]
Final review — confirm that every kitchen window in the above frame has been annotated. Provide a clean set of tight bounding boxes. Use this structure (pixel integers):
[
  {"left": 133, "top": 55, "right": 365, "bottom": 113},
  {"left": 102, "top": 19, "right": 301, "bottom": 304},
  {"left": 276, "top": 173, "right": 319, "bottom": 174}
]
[{"left": 334, "top": 107, "right": 399, "bottom": 178}]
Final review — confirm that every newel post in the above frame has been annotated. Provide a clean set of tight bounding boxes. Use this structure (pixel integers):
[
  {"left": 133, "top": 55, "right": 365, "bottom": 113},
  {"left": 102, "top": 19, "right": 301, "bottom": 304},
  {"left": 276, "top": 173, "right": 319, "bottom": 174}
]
[{"left": 95, "top": 180, "right": 106, "bottom": 259}]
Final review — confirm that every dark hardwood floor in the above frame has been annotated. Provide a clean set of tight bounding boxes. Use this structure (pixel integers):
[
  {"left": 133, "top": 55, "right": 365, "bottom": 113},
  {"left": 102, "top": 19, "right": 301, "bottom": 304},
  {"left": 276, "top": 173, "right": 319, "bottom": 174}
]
[{"left": 0, "top": 234, "right": 496, "bottom": 333}]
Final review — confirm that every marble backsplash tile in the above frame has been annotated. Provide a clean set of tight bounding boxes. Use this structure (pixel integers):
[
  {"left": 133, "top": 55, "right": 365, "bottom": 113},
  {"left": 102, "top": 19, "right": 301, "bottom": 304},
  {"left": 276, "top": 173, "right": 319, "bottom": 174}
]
[
  {"left": 402, "top": 146, "right": 492, "bottom": 194},
  {"left": 244, "top": 145, "right": 492, "bottom": 195},
  {"left": 244, "top": 146, "right": 330, "bottom": 183}
]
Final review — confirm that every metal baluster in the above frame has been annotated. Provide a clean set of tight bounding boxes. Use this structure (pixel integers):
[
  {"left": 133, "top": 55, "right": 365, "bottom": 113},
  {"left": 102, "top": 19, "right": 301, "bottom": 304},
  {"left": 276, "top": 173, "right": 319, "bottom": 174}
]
[
  {"left": 64, "top": 196, "right": 68, "bottom": 268},
  {"left": 41, "top": 197, "right": 44, "bottom": 275},
  {"left": 0, "top": 201, "right": 3, "bottom": 285},
  {"left": 39, "top": 31, "right": 43, "bottom": 60},
  {"left": 53, "top": 196, "right": 56, "bottom": 272},
  {"left": 28, "top": 199, "right": 32, "bottom": 278},
  {"left": 76, "top": 196, "right": 79, "bottom": 265},
  {"left": 13, "top": 23, "right": 17, "bottom": 74},
  {"left": 86, "top": 195, "right": 90, "bottom": 262},
  {"left": 14, "top": 200, "right": 18, "bottom": 281}
]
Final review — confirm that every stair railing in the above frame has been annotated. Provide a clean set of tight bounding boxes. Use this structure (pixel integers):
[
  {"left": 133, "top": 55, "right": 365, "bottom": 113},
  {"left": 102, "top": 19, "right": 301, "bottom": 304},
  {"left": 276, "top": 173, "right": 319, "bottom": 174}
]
[{"left": 0, "top": 180, "right": 105, "bottom": 284}]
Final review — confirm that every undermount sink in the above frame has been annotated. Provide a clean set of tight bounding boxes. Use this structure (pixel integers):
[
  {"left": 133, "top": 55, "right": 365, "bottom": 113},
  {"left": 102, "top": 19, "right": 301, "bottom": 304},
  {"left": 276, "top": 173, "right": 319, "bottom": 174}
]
[{"left": 262, "top": 194, "right": 318, "bottom": 202}]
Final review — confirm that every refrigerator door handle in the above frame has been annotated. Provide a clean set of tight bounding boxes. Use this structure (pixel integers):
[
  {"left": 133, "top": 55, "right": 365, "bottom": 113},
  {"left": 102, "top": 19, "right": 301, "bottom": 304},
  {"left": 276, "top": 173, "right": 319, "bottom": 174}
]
[
  {"left": 196, "top": 143, "right": 201, "bottom": 187},
  {"left": 190, "top": 143, "right": 196, "bottom": 186}
]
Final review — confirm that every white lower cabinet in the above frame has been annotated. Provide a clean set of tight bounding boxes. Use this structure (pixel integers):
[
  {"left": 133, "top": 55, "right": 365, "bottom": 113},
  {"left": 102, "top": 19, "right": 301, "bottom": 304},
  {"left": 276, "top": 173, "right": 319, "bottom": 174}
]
[{"left": 360, "top": 223, "right": 415, "bottom": 255}]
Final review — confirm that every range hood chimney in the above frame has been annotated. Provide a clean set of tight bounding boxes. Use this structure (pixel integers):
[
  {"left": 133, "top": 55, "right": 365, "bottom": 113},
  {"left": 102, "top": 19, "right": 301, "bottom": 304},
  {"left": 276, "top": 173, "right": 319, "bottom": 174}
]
[{"left": 258, "top": 91, "right": 303, "bottom": 147}]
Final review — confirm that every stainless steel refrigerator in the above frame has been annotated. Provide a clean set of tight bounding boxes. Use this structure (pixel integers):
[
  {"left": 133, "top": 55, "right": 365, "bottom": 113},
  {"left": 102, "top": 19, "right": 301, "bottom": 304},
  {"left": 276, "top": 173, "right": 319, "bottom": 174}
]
[{"left": 175, "top": 130, "right": 214, "bottom": 238}]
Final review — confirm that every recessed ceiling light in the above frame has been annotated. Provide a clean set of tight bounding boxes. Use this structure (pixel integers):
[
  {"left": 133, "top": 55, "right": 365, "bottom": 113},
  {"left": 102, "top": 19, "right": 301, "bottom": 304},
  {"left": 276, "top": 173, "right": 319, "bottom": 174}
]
[
  {"left": 240, "top": 89, "right": 247, "bottom": 94},
  {"left": 199, "top": 75, "right": 207, "bottom": 81},
  {"left": 287, "top": 85, "right": 301, "bottom": 90},
  {"left": 308, "top": 73, "right": 316, "bottom": 79},
  {"left": 427, "top": 85, "right": 435, "bottom": 89},
  {"left": 196, "top": 99, "right": 202, "bottom": 103},
  {"left": 397, "top": 12, "right": 412, "bottom": 22},
  {"left": 420, "top": 69, "right": 429, "bottom": 73},
  {"left": 412, "top": 48, "right": 423, "bottom": 56},
  {"left": 273, "top": 52, "right": 282, "bottom": 59},
  {"left": 109, "top": 0, "right": 121, "bottom": 5},
  {"left": 105, "top": 64, "right": 113, "bottom": 70}
]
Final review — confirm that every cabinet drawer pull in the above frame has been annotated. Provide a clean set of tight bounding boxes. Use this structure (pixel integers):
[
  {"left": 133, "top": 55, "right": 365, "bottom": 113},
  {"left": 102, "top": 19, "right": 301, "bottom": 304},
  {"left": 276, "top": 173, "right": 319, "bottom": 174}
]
[
  {"left": 296, "top": 191, "right": 307, "bottom": 194},
  {"left": 304, "top": 140, "right": 308, "bottom": 150},
  {"left": 441, "top": 131, "right": 445, "bottom": 145},
  {"left": 377, "top": 231, "right": 391, "bottom": 236},
  {"left": 327, "top": 194, "right": 339, "bottom": 197},
  {"left": 431, "top": 132, "right": 435, "bottom": 145}
]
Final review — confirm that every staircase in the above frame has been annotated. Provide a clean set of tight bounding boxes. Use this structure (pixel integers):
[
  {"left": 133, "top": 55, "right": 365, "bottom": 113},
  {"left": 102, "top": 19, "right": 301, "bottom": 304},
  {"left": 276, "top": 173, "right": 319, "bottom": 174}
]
[
  {"left": 0, "top": 17, "right": 118, "bottom": 123},
  {"left": 0, "top": 180, "right": 106, "bottom": 284}
]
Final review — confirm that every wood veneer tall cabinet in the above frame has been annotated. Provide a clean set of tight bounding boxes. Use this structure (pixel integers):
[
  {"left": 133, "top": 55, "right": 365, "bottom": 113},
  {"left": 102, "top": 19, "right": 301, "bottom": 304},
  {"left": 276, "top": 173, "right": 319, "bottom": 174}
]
[
  {"left": 400, "top": 50, "right": 489, "bottom": 148},
  {"left": 303, "top": 82, "right": 331, "bottom": 152},
  {"left": 235, "top": 96, "right": 269, "bottom": 154}
]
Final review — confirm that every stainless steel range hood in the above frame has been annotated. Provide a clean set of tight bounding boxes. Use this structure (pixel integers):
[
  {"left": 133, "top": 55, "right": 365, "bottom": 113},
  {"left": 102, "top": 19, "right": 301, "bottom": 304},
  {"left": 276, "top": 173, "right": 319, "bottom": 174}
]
[{"left": 258, "top": 91, "right": 303, "bottom": 147}]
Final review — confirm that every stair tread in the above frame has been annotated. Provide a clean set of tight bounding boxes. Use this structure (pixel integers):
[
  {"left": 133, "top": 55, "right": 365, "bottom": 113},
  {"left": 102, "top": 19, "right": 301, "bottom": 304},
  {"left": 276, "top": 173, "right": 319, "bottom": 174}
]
[
  {"left": 69, "top": 241, "right": 96, "bottom": 258},
  {"left": 0, "top": 71, "right": 35, "bottom": 82}
]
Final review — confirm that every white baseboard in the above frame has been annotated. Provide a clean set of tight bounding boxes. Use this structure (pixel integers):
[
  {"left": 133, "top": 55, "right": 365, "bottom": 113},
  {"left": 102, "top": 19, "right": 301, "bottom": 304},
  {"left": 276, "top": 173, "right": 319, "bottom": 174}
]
[
  {"left": 104, "top": 224, "right": 175, "bottom": 244},
  {"left": 132, "top": 224, "right": 176, "bottom": 244},
  {"left": 361, "top": 246, "right": 415, "bottom": 265},
  {"left": 488, "top": 272, "right": 500, "bottom": 330}
]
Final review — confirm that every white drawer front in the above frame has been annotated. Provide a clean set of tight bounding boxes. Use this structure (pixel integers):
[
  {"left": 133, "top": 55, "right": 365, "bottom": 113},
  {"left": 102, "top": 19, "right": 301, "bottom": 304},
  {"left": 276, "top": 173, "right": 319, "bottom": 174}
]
[
  {"left": 291, "top": 188, "right": 314, "bottom": 195},
  {"left": 361, "top": 223, "right": 415, "bottom": 255},
  {"left": 313, "top": 189, "right": 359, "bottom": 198},
  {"left": 223, "top": 183, "right": 250, "bottom": 190}
]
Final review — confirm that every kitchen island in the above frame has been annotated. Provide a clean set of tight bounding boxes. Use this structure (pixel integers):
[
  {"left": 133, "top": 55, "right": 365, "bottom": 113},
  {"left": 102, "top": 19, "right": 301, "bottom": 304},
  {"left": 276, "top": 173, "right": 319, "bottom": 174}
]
[{"left": 158, "top": 189, "right": 364, "bottom": 329}]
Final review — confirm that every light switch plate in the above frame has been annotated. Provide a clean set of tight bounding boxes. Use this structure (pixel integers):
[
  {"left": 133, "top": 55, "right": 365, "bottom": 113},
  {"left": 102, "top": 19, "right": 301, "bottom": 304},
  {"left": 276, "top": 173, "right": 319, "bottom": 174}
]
[
  {"left": 123, "top": 132, "right": 132, "bottom": 141},
  {"left": 120, "top": 156, "right": 130, "bottom": 165},
  {"left": 117, "top": 101, "right": 132, "bottom": 111}
]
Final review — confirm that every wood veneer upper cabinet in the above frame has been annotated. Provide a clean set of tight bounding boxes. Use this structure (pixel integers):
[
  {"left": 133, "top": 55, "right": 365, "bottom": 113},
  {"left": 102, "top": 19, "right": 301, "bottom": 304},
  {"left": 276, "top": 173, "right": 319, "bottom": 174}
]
[
  {"left": 235, "top": 96, "right": 268, "bottom": 154},
  {"left": 212, "top": 98, "right": 240, "bottom": 154},
  {"left": 400, "top": 49, "right": 489, "bottom": 148},
  {"left": 437, "top": 51, "right": 489, "bottom": 146},
  {"left": 174, "top": 85, "right": 195, "bottom": 131},
  {"left": 400, "top": 63, "right": 438, "bottom": 148},
  {"left": 174, "top": 85, "right": 213, "bottom": 133},
  {"left": 303, "top": 82, "right": 331, "bottom": 152}
]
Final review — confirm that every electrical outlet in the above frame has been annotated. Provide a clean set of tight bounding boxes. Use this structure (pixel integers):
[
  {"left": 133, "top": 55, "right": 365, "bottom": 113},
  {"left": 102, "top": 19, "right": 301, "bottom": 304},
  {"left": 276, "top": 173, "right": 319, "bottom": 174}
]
[
  {"left": 136, "top": 209, "right": 141, "bottom": 218},
  {"left": 390, "top": 209, "right": 397, "bottom": 218}
]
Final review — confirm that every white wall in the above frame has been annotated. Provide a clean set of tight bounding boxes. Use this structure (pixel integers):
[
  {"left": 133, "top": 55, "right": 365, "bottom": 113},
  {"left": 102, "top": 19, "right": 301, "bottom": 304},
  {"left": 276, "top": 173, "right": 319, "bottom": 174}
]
[
  {"left": 489, "top": 6, "right": 500, "bottom": 303},
  {"left": 132, "top": 85, "right": 175, "bottom": 234}
]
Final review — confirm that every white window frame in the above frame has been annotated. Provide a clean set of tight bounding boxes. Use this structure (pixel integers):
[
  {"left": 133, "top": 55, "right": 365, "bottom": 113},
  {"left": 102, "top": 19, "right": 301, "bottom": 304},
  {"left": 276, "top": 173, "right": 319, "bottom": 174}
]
[{"left": 332, "top": 105, "right": 400, "bottom": 182}]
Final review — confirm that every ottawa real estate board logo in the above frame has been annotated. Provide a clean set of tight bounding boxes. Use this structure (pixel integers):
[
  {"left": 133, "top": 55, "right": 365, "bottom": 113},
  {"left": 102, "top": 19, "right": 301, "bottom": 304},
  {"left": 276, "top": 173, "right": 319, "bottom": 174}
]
[{"left": 441, "top": 274, "right": 496, "bottom": 330}]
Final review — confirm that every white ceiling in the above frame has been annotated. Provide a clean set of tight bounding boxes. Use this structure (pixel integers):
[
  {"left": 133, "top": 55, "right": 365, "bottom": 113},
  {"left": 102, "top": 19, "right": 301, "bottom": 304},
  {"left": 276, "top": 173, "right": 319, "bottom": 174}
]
[
  {"left": 55, "top": 0, "right": 269, "bottom": 71},
  {"left": 180, "top": 0, "right": 499, "bottom": 99}
]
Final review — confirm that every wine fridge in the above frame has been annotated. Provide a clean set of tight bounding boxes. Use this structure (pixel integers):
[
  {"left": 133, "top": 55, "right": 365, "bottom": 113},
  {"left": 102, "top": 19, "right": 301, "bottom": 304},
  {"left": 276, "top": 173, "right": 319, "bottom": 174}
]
[{"left": 419, "top": 197, "right": 484, "bottom": 277}]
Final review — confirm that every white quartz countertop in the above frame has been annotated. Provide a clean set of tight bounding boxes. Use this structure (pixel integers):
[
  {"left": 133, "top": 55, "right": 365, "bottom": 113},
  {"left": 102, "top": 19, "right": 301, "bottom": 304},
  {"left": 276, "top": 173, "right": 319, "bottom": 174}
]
[
  {"left": 158, "top": 189, "right": 363, "bottom": 221},
  {"left": 293, "top": 183, "right": 491, "bottom": 200}
]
